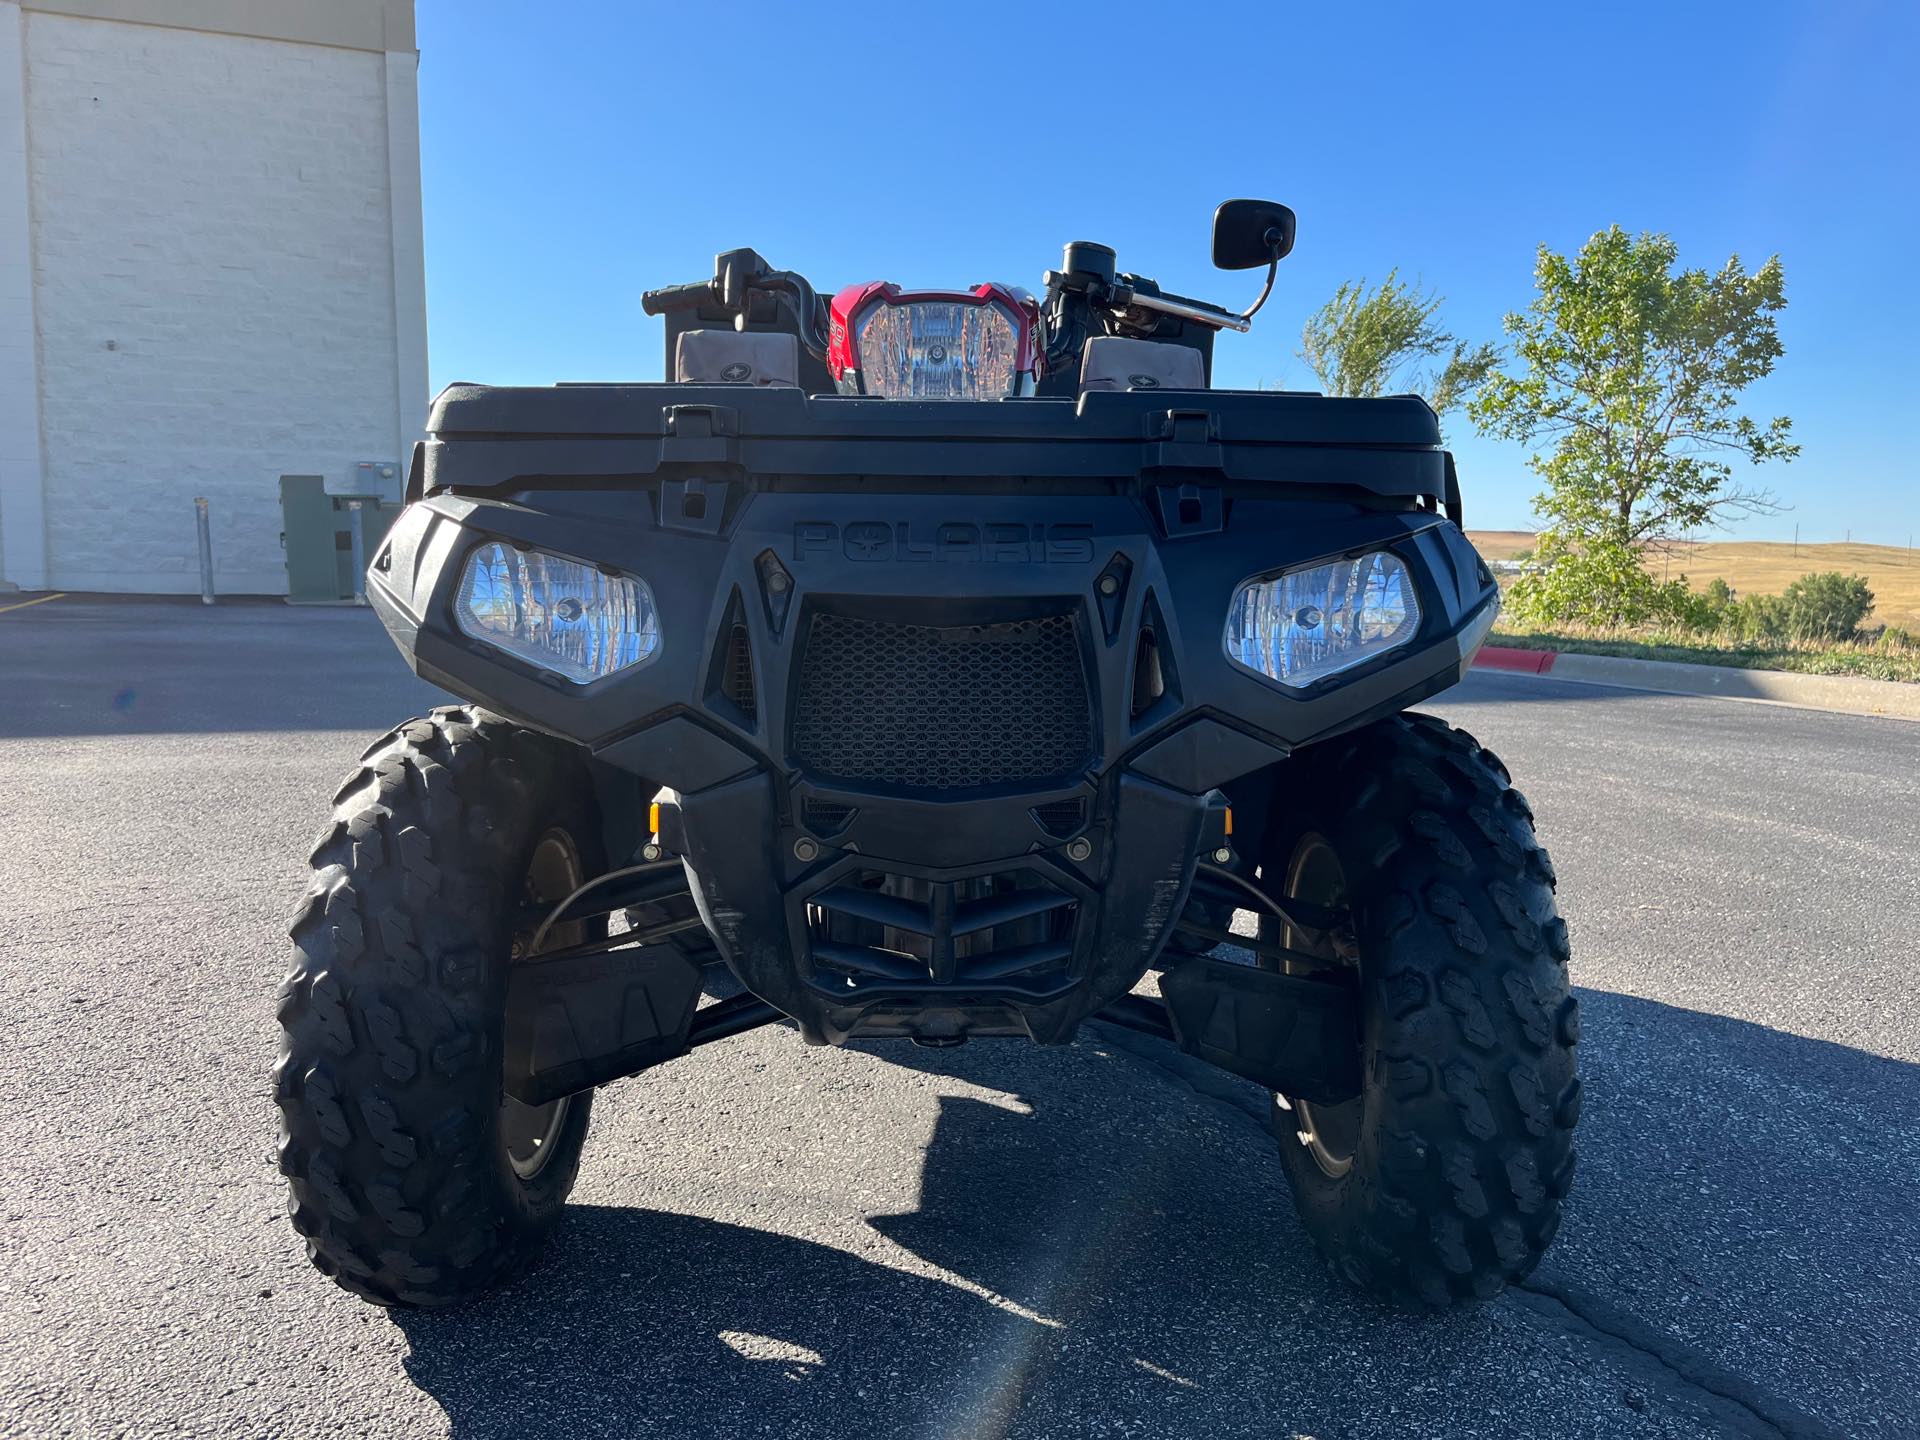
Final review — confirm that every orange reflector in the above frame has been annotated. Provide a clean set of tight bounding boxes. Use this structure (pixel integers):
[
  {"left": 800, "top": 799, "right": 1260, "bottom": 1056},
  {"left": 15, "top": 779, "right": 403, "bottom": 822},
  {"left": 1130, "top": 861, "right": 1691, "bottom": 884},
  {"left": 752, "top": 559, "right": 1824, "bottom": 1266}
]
[
  {"left": 649, "top": 801, "right": 661, "bottom": 835},
  {"left": 1224, "top": 808, "right": 1234, "bottom": 836}
]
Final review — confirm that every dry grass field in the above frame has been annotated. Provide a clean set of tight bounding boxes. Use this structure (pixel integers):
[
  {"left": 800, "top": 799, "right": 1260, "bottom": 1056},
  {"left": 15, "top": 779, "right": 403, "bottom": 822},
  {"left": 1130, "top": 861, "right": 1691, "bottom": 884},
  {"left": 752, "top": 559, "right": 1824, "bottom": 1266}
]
[
  {"left": 1466, "top": 530, "right": 1539, "bottom": 561},
  {"left": 1466, "top": 532, "right": 1920, "bottom": 630}
]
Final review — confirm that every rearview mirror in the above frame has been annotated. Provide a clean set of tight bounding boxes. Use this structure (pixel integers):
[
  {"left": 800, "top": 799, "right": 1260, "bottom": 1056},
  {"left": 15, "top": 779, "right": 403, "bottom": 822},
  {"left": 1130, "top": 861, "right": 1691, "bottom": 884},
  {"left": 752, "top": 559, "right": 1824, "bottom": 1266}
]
[{"left": 1212, "top": 199, "right": 1296, "bottom": 270}]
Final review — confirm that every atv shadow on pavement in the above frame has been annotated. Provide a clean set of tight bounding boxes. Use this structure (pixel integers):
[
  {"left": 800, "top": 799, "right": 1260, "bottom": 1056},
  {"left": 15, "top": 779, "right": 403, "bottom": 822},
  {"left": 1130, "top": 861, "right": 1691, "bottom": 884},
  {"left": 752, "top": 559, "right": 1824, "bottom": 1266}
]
[
  {"left": 391, "top": 991, "right": 1914, "bottom": 1439},
  {"left": 391, "top": 1069, "right": 1533, "bottom": 1440}
]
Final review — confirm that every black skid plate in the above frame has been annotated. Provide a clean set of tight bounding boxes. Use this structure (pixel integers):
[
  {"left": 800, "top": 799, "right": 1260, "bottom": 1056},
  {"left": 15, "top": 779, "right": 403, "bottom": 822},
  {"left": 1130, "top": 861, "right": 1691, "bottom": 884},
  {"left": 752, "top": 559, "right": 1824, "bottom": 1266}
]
[
  {"left": 502, "top": 945, "right": 704, "bottom": 1105},
  {"left": 1159, "top": 958, "right": 1362, "bottom": 1104}
]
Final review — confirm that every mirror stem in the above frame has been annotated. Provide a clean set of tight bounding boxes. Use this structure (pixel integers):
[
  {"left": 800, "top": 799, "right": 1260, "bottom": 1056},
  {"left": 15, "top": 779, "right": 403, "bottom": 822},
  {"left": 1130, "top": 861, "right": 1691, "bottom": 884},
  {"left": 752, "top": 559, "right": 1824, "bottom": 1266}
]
[{"left": 1238, "top": 251, "right": 1281, "bottom": 323}]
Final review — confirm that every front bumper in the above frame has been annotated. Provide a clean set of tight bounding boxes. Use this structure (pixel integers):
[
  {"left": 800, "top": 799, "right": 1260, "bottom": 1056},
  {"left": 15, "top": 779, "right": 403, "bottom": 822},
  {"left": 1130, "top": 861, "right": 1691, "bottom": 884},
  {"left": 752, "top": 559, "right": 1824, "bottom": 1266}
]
[{"left": 367, "top": 483, "right": 1496, "bottom": 1044}]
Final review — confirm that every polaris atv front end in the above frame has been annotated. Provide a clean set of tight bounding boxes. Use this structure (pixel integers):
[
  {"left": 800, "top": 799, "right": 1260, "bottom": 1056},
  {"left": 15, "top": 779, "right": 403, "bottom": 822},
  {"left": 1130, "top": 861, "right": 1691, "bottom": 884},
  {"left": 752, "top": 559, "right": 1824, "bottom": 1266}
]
[{"left": 277, "top": 202, "right": 1576, "bottom": 1315}]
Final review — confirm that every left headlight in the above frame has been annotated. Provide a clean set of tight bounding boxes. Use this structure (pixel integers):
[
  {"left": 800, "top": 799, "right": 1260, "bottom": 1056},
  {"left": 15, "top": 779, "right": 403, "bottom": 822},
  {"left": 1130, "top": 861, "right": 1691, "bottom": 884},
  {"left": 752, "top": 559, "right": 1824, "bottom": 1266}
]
[
  {"left": 1224, "top": 550, "right": 1422, "bottom": 689},
  {"left": 454, "top": 541, "right": 661, "bottom": 684}
]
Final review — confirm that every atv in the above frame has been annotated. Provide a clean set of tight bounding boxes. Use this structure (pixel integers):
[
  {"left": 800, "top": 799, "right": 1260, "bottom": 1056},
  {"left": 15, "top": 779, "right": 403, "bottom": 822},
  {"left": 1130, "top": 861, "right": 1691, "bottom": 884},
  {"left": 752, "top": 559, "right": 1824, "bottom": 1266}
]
[{"left": 277, "top": 200, "right": 1577, "bottom": 1311}]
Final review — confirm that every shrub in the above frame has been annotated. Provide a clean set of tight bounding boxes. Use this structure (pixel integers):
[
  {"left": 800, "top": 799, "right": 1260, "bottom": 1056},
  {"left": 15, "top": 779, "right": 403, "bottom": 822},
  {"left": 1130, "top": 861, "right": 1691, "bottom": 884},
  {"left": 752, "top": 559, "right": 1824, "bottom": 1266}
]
[
  {"left": 1511, "top": 545, "right": 1881, "bottom": 649},
  {"left": 1507, "top": 534, "right": 1697, "bottom": 628},
  {"left": 1779, "top": 572, "right": 1874, "bottom": 641},
  {"left": 1727, "top": 592, "right": 1790, "bottom": 644},
  {"left": 1663, "top": 578, "right": 1722, "bottom": 632}
]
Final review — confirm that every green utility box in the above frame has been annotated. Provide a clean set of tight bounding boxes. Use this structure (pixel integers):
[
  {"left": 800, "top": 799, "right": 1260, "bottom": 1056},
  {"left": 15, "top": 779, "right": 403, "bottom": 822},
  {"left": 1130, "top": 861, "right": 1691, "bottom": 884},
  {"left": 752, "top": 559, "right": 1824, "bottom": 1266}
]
[{"left": 279, "top": 474, "right": 400, "bottom": 604}]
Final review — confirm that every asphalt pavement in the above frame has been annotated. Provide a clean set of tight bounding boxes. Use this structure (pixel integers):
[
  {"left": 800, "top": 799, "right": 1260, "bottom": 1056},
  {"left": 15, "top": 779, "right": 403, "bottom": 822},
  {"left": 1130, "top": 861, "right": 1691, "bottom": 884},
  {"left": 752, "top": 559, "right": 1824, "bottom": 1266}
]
[{"left": 1, "top": 599, "right": 1915, "bottom": 1439}]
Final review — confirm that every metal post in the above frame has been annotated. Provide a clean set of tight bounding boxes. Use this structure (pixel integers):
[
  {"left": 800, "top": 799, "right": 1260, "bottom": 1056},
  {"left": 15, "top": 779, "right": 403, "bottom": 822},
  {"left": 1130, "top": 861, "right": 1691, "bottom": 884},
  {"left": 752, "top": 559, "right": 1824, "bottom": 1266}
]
[
  {"left": 193, "top": 497, "right": 215, "bottom": 605},
  {"left": 346, "top": 500, "right": 368, "bottom": 606}
]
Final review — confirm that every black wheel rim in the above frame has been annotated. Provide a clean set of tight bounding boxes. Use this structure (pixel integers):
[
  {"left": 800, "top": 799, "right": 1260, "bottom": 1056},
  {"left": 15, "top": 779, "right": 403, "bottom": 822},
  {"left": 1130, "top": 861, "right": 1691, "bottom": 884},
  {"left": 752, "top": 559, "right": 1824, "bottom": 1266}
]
[
  {"left": 1279, "top": 833, "right": 1361, "bottom": 1179},
  {"left": 498, "top": 829, "right": 580, "bottom": 1181}
]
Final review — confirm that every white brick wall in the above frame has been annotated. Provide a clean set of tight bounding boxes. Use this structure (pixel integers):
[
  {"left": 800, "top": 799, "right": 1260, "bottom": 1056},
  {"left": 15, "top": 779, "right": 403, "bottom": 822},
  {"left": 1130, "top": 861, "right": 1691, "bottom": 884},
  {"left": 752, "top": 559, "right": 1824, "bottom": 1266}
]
[
  {"left": 23, "top": 11, "right": 411, "bottom": 593},
  {"left": 1, "top": 2, "right": 45, "bottom": 589}
]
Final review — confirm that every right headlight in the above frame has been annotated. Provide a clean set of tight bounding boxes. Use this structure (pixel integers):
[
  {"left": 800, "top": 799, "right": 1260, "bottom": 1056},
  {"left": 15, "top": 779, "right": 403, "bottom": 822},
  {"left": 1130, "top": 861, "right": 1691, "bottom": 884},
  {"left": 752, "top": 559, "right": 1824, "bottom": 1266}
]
[
  {"left": 454, "top": 541, "right": 661, "bottom": 684},
  {"left": 1224, "top": 550, "right": 1422, "bottom": 689}
]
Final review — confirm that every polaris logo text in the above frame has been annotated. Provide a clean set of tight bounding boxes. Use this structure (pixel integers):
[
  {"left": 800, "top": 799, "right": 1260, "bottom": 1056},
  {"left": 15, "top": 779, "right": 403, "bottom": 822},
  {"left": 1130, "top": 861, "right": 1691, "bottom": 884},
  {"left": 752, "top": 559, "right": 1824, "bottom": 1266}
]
[{"left": 793, "top": 521, "right": 1094, "bottom": 564}]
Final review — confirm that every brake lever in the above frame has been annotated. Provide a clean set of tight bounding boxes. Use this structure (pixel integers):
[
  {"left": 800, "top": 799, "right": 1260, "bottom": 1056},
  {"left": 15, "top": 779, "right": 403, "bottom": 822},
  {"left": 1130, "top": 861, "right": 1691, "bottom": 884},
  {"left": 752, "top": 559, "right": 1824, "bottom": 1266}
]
[
  {"left": 1106, "top": 235, "right": 1284, "bottom": 334},
  {"left": 1111, "top": 285, "right": 1253, "bottom": 334}
]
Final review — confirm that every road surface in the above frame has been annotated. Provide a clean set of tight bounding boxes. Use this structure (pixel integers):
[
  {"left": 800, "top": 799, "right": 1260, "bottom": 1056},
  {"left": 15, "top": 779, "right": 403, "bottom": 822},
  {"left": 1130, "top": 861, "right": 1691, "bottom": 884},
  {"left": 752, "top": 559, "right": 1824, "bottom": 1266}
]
[{"left": 1, "top": 600, "right": 1914, "bottom": 1439}]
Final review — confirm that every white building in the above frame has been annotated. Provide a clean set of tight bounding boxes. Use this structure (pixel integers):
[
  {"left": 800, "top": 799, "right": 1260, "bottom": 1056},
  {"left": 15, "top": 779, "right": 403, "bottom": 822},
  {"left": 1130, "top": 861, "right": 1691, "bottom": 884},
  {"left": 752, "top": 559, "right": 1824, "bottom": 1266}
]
[{"left": 0, "top": 0, "right": 426, "bottom": 594}]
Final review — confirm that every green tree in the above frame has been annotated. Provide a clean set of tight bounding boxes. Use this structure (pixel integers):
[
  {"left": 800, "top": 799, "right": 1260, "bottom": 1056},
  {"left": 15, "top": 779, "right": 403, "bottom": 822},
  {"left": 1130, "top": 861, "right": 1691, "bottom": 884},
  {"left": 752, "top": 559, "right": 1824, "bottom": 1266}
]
[
  {"left": 1470, "top": 227, "right": 1797, "bottom": 625},
  {"left": 1298, "top": 270, "right": 1498, "bottom": 419},
  {"left": 1780, "top": 572, "right": 1874, "bottom": 641},
  {"left": 1506, "top": 536, "right": 1686, "bottom": 628}
]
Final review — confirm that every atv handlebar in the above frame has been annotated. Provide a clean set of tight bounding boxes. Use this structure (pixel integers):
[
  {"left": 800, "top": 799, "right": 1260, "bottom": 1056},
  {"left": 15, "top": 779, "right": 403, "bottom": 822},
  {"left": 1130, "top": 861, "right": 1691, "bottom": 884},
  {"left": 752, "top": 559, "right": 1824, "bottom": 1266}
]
[
  {"left": 639, "top": 280, "right": 714, "bottom": 316},
  {"left": 644, "top": 225, "right": 1268, "bottom": 390},
  {"left": 642, "top": 250, "right": 830, "bottom": 359}
]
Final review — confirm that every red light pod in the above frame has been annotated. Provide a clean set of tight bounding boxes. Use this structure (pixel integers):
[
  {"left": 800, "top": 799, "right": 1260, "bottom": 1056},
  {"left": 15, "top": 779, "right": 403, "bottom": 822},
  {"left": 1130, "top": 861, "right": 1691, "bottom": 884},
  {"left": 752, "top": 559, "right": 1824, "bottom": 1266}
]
[{"left": 828, "top": 282, "right": 1041, "bottom": 399}]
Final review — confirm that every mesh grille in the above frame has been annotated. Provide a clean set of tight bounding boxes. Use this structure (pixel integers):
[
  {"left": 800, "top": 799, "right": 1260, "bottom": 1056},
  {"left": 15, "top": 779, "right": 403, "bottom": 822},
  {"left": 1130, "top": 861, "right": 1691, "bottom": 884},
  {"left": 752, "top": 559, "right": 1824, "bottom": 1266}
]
[
  {"left": 1030, "top": 798, "right": 1088, "bottom": 839},
  {"left": 801, "top": 797, "right": 858, "bottom": 837},
  {"left": 791, "top": 613, "right": 1091, "bottom": 790},
  {"left": 722, "top": 622, "right": 756, "bottom": 720}
]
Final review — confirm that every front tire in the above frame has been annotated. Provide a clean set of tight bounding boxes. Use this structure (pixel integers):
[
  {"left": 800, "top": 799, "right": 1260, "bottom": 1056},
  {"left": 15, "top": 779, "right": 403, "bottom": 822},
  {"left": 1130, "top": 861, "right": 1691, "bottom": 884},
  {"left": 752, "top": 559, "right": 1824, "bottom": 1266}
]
[
  {"left": 1255, "top": 713, "right": 1579, "bottom": 1306},
  {"left": 275, "top": 707, "right": 603, "bottom": 1307}
]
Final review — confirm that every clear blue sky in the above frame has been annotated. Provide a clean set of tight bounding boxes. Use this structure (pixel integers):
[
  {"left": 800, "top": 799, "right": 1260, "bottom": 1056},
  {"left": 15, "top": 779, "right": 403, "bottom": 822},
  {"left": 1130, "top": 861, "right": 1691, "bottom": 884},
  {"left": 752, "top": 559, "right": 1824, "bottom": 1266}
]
[{"left": 417, "top": 0, "right": 1919, "bottom": 545}]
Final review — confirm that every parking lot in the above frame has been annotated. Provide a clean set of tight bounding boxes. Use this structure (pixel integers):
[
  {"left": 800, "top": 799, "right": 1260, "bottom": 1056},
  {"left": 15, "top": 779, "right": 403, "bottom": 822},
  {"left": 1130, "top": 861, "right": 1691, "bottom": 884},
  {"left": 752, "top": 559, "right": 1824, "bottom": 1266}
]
[{"left": 1, "top": 599, "right": 1915, "bottom": 1439}]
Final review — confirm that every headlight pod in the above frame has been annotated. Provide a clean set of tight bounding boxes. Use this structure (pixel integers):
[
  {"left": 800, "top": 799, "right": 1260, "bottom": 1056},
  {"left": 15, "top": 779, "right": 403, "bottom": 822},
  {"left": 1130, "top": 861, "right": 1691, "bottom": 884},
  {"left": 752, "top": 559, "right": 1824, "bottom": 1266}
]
[
  {"left": 856, "top": 298, "right": 1021, "bottom": 400},
  {"left": 1225, "top": 550, "right": 1422, "bottom": 689},
  {"left": 454, "top": 542, "right": 660, "bottom": 684}
]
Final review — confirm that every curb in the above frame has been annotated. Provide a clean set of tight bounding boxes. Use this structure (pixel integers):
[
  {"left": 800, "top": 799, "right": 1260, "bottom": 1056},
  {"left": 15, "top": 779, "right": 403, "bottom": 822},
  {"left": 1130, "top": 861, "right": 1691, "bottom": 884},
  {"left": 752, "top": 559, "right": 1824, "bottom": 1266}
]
[
  {"left": 1473, "top": 645, "right": 1559, "bottom": 675},
  {"left": 1472, "top": 646, "right": 1920, "bottom": 722}
]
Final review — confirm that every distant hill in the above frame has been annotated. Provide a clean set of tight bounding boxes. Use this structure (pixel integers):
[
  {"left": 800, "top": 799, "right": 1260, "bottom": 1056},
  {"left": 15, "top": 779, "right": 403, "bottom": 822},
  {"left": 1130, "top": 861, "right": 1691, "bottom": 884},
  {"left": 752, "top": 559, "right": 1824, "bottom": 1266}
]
[
  {"left": 1466, "top": 531, "right": 1537, "bottom": 561},
  {"left": 1464, "top": 533, "right": 1920, "bottom": 629}
]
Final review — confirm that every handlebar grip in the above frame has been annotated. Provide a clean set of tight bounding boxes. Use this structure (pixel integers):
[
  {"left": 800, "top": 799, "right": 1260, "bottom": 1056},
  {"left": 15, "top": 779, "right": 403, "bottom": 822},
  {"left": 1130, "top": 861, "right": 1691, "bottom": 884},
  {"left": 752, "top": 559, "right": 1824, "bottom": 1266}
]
[{"left": 641, "top": 280, "right": 716, "bottom": 316}]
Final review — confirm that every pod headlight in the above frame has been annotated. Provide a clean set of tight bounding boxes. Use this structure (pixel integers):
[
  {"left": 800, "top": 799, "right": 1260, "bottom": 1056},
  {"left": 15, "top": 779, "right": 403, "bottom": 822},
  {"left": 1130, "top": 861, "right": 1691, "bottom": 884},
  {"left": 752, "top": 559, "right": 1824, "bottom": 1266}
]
[
  {"left": 1225, "top": 550, "right": 1422, "bottom": 689},
  {"left": 454, "top": 542, "right": 660, "bottom": 684}
]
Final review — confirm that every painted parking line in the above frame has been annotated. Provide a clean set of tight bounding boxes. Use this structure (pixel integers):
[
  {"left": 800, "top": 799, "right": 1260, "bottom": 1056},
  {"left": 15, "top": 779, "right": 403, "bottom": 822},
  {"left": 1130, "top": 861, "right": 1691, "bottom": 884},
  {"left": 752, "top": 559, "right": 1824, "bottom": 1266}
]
[{"left": 0, "top": 592, "right": 66, "bottom": 615}]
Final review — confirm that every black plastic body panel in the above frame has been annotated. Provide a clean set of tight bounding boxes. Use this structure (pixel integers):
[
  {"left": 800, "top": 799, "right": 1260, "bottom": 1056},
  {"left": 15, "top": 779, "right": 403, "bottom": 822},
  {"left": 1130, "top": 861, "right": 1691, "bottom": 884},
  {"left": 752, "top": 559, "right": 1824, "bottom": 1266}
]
[
  {"left": 1161, "top": 957, "right": 1363, "bottom": 1104},
  {"left": 423, "top": 384, "right": 1449, "bottom": 493},
  {"left": 369, "top": 383, "right": 1498, "bottom": 1046},
  {"left": 502, "top": 944, "right": 704, "bottom": 1105}
]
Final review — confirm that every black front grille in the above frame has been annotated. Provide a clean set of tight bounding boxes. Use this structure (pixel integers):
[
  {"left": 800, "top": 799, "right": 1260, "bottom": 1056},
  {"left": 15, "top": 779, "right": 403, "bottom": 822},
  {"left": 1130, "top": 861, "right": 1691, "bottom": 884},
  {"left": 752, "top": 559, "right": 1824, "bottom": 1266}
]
[
  {"left": 790, "top": 613, "right": 1091, "bottom": 791},
  {"left": 805, "top": 867, "right": 1078, "bottom": 993}
]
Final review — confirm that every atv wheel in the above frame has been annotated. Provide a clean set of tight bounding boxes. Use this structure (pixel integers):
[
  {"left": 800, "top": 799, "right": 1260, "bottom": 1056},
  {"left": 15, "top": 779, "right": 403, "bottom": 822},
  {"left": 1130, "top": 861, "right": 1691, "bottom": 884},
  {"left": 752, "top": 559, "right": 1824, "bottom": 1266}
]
[
  {"left": 1256, "top": 712, "right": 1578, "bottom": 1306},
  {"left": 276, "top": 707, "right": 603, "bottom": 1307}
]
